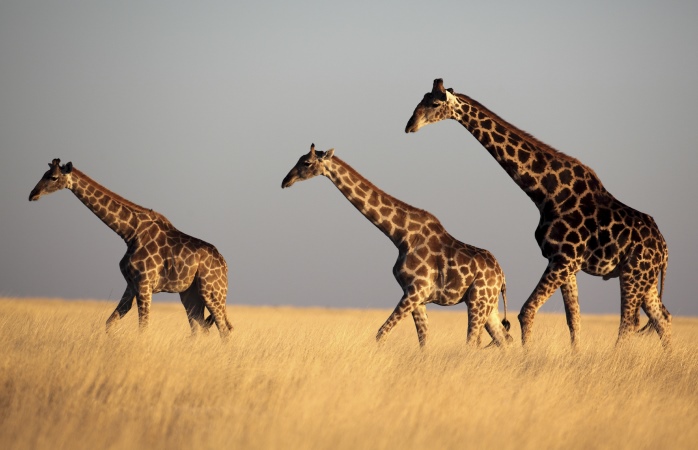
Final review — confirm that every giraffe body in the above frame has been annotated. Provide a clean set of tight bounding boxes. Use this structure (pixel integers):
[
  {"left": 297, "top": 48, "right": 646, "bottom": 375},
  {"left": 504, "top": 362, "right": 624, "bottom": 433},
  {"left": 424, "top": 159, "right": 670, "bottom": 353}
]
[
  {"left": 405, "top": 79, "right": 671, "bottom": 348},
  {"left": 282, "top": 145, "right": 512, "bottom": 347},
  {"left": 29, "top": 159, "right": 233, "bottom": 338}
]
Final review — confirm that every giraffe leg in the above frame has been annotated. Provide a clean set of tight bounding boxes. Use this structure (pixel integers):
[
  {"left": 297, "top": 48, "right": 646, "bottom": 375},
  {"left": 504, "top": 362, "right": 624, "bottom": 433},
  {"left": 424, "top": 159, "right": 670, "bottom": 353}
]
[
  {"left": 640, "top": 285, "right": 672, "bottom": 349},
  {"left": 519, "top": 261, "right": 577, "bottom": 346},
  {"left": 636, "top": 302, "right": 671, "bottom": 335},
  {"left": 465, "top": 286, "right": 491, "bottom": 348},
  {"left": 635, "top": 305, "right": 648, "bottom": 332},
  {"left": 135, "top": 286, "right": 153, "bottom": 330},
  {"left": 466, "top": 312, "right": 488, "bottom": 348},
  {"left": 106, "top": 285, "right": 136, "bottom": 332},
  {"left": 411, "top": 304, "right": 429, "bottom": 347},
  {"left": 560, "top": 275, "right": 581, "bottom": 349},
  {"left": 179, "top": 283, "right": 208, "bottom": 336},
  {"left": 200, "top": 293, "right": 232, "bottom": 340},
  {"left": 376, "top": 288, "right": 429, "bottom": 344},
  {"left": 484, "top": 306, "right": 512, "bottom": 347},
  {"left": 616, "top": 269, "right": 648, "bottom": 346},
  {"left": 197, "top": 280, "right": 232, "bottom": 340}
]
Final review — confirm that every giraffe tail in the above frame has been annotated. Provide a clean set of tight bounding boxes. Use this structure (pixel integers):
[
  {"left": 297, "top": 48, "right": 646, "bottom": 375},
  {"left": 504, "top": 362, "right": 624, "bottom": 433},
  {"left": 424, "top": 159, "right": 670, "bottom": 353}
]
[
  {"left": 659, "top": 257, "right": 667, "bottom": 303},
  {"left": 658, "top": 256, "right": 671, "bottom": 324},
  {"left": 501, "top": 282, "right": 511, "bottom": 332}
]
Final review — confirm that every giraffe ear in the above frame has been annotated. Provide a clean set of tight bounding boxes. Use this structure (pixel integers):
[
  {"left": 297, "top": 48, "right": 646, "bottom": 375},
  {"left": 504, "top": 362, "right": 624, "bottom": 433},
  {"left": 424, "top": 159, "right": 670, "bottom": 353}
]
[
  {"left": 447, "top": 88, "right": 454, "bottom": 94},
  {"left": 323, "top": 148, "right": 335, "bottom": 159},
  {"left": 63, "top": 162, "right": 73, "bottom": 174}
]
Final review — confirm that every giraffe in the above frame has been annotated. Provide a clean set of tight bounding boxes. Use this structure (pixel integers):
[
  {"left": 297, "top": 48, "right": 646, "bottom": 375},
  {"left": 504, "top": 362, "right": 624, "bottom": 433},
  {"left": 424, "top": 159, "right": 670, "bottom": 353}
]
[
  {"left": 405, "top": 79, "right": 671, "bottom": 349},
  {"left": 282, "top": 144, "right": 512, "bottom": 348},
  {"left": 28, "top": 158, "right": 233, "bottom": 338}
]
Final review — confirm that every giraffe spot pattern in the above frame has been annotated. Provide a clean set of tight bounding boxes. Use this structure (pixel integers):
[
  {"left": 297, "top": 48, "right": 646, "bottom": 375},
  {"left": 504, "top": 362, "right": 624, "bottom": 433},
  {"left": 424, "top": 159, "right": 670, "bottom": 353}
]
[
  {"left": 282, "top": 150, "right": 512, "bottom": 348},
  {"left": 29, "top": 164, "right": 233, "bottom": 338},
  {"left": 405, "top": 81, "right": 671, "bottom": 347}
]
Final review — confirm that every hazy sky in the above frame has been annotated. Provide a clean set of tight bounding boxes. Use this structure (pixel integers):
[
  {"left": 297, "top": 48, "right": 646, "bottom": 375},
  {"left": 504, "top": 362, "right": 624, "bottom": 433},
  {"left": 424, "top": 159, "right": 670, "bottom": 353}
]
[{"left": 1, "top": 1, "right": 697, "bottom": 320}]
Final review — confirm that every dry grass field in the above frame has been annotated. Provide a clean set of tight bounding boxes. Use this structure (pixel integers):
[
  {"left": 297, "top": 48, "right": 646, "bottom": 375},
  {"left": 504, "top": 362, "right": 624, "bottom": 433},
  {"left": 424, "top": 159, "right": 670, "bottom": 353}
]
[{"left": 0, "top": 297, "right": 696, "bottom": 450}]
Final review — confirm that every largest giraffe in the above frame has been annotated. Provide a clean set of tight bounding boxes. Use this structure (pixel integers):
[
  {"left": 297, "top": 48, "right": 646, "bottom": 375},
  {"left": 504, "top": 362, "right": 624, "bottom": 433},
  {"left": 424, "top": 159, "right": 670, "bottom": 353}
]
[
  {"left": 405, "top": 79, "right": 671, "bottom": 349},
  {"left": 29, "top": 158, "right": 233, "bottom": 338},
  {"left": 282, "top": 144, "right": 512, "bottom": 348}
]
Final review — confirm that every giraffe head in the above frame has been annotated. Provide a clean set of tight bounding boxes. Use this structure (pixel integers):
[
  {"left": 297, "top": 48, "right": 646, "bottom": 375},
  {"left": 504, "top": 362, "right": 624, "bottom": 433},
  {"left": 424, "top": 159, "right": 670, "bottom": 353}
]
[
  {"left": 29, "top": 158, "right": 74, "bottom": 201},
  {"left": 405, "top": 78, "right": 457, "bottom": 133},
  {"left": 281, "top": 144, "right": 335, "bottom": 188}
]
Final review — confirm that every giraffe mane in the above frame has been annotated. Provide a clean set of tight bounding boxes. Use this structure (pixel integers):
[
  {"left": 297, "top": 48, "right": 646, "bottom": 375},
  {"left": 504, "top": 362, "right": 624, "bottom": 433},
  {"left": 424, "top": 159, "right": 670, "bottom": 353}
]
[
  {"left": 331, "top": 156, "right": 437, "bottom": 222},
  {"left": 454, "top": 92, "right": 602, "bottom": 179},
  {"left": 71, "top": 167, "right": 174, "bottom": 226}
]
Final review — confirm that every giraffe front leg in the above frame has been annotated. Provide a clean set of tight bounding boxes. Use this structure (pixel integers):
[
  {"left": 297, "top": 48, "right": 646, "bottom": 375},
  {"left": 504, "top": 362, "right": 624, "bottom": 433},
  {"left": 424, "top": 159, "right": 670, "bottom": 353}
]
[
  {"left": 135, "top": 286, "right": 153, "bottom": 330},
  {"left": 560, "top": 275, "right": 581, "bottom": 349},
  {"left": 106, "top": 285, "right": 136, "bottom": 332},
  {"left": 376, "top": 290, "right": 425, "bottom": 344},
  {"left": 519, "top": 261, "right": 575, "bottom": 346},
  {"left": 411, "top": 304, "right": 429, "bottom": 348}
]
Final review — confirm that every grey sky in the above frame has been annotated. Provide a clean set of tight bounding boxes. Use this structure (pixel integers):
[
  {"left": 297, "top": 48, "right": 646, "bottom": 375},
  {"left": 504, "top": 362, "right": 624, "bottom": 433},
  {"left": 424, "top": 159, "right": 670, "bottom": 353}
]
[{"left": 1, "top": 0, "right": 697, "bottom": 318}]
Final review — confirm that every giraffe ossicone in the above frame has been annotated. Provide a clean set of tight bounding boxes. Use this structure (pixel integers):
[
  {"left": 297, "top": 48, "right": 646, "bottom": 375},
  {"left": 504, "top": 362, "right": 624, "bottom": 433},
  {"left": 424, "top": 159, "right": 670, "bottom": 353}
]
[
  {"left": 282, "top": 144, "right": 512, "bottom": 348},
  {"left": 406, "top": 79, "right": 671, "bottom": 349},
  {"left": 29, "top": 158, "right": 234, "bottom": 339}
]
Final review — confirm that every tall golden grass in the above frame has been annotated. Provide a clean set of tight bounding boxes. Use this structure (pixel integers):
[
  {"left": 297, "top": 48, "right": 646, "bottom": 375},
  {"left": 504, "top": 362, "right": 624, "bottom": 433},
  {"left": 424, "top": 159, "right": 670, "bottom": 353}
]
[{"left": 0, "top": 297, "right": 696, "bottom": 449}]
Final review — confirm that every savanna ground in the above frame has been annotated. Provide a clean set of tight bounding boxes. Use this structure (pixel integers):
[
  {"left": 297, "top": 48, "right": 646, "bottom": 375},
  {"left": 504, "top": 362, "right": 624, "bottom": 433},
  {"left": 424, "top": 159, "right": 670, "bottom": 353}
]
[{"left": 0, "top": 298, "right": 696, "bottom": 450}]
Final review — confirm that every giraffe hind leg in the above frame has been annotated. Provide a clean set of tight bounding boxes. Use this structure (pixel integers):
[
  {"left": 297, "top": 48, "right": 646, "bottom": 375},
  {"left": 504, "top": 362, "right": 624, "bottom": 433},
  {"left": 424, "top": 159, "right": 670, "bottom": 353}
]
[
  {"left": 484, "top": 307, "right": 512, "bottom": 348},
  {"left": 197, "top": 280, "right": 232, "bottom": 340},
  {"left": 465, "top": 285, "right": 495, "bottom": 348},
  {"left": 636, "top": 301, "right": 671, "bottom": 336},
  {"left": 640, "top": 285, "right": 672, "bottom": 349},
  {"left": 179, "top": 283, "right": 209, "bottom": 336}
]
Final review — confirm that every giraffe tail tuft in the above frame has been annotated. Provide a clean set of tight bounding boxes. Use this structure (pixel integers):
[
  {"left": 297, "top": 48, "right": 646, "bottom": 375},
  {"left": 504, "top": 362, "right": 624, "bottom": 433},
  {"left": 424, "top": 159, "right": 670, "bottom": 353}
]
[
  {"left": 501, "top": 281, "right": 510, "bottom": 331},
  {"left": 502, "top": 318, "right": 511, "bottom": 332}
]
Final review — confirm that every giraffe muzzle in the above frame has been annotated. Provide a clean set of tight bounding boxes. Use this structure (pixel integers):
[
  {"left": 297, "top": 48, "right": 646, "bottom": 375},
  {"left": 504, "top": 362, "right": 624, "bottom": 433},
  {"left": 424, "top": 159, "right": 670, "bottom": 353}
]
[
  {"left": 281, "top": 174, "right": 297, "bottom": 189},
  {"left": 405, "top": 115, "right": 421, "bottom": 133}
]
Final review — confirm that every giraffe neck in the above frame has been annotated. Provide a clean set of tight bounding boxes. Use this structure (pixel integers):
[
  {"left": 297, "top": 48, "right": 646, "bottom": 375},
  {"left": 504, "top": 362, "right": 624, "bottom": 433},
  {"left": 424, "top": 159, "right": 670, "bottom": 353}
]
[
  {"left": 323, "top": 157, "right": 431, "bottom": 246},
  {"left": 451, "top": 93, "right": 603, "bottom": 209},
  {"left": 67, "top": 168, "right": 171, "bottom": 242}
]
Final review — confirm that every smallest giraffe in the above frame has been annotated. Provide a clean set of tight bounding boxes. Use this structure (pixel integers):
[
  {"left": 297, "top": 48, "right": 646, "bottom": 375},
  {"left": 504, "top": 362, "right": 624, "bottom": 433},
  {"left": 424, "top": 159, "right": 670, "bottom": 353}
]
[
  {"left": 282, "top": 144, "right": 512, "bottom": 348},
  {"left": 29, "top": 158, "right": 233, "bottom": 338}
]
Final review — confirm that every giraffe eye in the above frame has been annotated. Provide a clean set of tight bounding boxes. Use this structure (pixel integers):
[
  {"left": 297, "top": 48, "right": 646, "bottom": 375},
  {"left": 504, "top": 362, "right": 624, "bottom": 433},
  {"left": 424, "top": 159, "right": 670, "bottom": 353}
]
[{"left": 50, "top": 176, "right": 59, "bottom": 181}]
